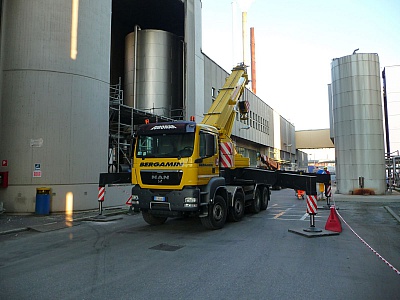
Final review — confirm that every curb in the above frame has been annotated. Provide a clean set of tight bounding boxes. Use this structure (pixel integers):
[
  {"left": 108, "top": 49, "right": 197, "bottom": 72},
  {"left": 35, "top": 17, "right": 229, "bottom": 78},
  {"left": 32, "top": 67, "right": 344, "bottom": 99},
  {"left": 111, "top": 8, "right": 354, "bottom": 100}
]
[
  {"left": 0, "top": 209, "right": 130, "bottom": 236},
  {"left": 384, "top": 206, "right": 400, "bottom": 223},
  {"left": 0, "top": 227, "right": 30, "bottom": 236}
]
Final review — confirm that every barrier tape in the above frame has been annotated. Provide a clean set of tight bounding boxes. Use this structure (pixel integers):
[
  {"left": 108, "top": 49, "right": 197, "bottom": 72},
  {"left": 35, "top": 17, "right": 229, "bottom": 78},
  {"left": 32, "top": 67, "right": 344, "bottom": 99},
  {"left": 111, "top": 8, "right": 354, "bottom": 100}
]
[
  {"left": 334, "top": 202, "right": 400, "bottom": 276},
  {"left": 112, "top": 184, "right": 133, "bottom": 205}
]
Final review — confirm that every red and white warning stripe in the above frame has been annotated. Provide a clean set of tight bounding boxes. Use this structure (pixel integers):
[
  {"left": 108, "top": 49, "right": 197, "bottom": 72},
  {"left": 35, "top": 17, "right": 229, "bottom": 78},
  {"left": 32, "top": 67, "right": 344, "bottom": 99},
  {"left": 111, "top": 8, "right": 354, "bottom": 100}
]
[
  {"left": 98, "top": 186, "right": 105, "bottom": 202},
  {"left": 220, "top": 142, "right": 233, "bottom": 155},
  {"left": 306, "top": 194, "right": 318, "bottom": 214},
  {"left": 111, "top": 184, "right": 134, "bottom": 205},
  {"left": 325, "top": 185, "right": 332, "bottom": 197},
  {"left": 98, "top": 185, "right": 133, "bottom": 205},
  {"left": 125, "top": 195, "right": 132, "bottom": 205},
  {"left": 220, "top": 142, "right": 234, "bottom": 168},
  {"left": 336, "top": 209, "right": 400, "bottom": 276}
]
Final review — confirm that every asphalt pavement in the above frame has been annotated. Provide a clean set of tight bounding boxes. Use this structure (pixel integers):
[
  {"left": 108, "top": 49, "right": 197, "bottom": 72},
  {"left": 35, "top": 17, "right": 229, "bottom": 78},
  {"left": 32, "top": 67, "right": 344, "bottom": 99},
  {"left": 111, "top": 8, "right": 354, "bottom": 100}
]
[
  {"left": 0, "top": 206, "right": 131, "bottom": 235},
  {"left": 1, "top": 187, "right": 400, "bottom": 236}
]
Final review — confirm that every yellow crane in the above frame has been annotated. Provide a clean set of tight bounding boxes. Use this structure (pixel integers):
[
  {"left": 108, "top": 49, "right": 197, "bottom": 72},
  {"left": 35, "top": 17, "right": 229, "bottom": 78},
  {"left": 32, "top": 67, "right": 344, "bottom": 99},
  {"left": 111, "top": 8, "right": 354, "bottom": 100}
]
[{"left": 100, "top": 64, "right": 321, "bottom": 230}]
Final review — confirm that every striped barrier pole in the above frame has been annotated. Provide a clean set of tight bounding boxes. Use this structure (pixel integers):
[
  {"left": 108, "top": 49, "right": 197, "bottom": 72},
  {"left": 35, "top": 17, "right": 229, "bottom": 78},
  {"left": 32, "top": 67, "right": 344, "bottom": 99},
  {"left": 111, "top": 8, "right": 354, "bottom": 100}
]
[
  {"left": 325, "top": 184, "right": 332, "bottom": 207},
  {"left": 98, "top": 186, "right": 105, "bottom": 215},
  {"left": 304, "top": 194, "right": 322, "bottom": 232}
]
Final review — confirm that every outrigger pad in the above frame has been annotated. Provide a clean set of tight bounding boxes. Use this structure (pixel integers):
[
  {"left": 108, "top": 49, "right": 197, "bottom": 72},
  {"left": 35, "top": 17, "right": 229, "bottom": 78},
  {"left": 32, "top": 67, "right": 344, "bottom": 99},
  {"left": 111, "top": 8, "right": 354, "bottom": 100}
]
[{"left": 288, "top": 227, "right": 340, "bottom": 238}]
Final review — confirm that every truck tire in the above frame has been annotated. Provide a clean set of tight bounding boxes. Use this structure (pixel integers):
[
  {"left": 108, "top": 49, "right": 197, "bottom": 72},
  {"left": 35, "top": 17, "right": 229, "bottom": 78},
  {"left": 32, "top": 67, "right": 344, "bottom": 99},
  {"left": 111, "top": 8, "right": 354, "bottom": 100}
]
[
  {"left": 260, "top": 187, "right": 269, "bottom": 210},
  {"left": 200, "top": 195, "right": 227, "bottom": 230},
  {"left": 228, "top": 192, "right": 244, "bottom": 222},
  {"left": 142, "top": 211, "right": 168, "bottom": 225},
  {"left": 249, "top": 188, "right": 261, "bottom": 213}
]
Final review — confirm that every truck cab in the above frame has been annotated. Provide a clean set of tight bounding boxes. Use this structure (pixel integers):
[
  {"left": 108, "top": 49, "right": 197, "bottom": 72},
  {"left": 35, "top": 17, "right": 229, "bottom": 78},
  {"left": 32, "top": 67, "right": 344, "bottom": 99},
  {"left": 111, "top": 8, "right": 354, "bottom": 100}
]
[{"left": 131, "top": 121, "right": 227, "bottom": 224}]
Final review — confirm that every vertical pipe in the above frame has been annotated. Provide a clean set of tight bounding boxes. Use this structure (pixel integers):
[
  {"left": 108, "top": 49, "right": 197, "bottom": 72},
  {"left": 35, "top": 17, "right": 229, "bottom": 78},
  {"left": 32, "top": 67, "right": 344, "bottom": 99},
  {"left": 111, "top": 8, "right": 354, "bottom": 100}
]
[
  {"left": 382, "top": 68, "right": 390, "bottom": 158},
  {"left": 242, "top": 11, "right": 247, "bottom": 65},
  {"left": 182, "top": 39, "right": 186, "bottom": 120},
  {"left": 133, "top": 25, "right": 141, "bottom": 108},
  {"left": 250, "top": 27, "right": 256, "bottom": 94},
  {"left": 231, "top": 1, "right": 236, "bottom": 66}
]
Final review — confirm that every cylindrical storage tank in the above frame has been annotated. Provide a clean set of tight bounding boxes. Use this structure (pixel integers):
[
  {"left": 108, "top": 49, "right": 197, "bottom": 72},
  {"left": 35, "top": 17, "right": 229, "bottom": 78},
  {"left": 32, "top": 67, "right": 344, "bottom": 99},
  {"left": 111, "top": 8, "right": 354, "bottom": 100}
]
[
  {"left": 384, "top": 66, "right": 400, "bottom": 154},
  {"left": 124, "top": 29, "right": 183, "bottom": 118},
  {"left": 331, "top": 53, "right": 386, "bottom": 194},
  {"left": 0, "top": 0, "right": 111, "bottom": 212},
  {"left": 327, "top": 84, "right": 334, "bottom": 141}
]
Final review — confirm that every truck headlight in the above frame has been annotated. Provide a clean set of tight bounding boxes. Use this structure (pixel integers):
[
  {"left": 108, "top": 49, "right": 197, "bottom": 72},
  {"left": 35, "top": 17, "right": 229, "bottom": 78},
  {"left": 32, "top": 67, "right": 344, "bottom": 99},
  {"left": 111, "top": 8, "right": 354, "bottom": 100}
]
[
  {"left": 131, "top": 194, "right": 139, "bottom": 205},
  {"left": 184, "top": 197, "right": 198, "bottom": 208},
  {"left": 184, "top": 197, "right": 197, "bottom": 203}
]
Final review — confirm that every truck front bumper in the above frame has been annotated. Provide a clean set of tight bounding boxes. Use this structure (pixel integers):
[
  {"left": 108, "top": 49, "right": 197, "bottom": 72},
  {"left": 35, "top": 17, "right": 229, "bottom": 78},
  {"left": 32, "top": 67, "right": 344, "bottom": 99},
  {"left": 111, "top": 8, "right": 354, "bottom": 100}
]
[{"left": 131, "top": 186, "right": 203, "bottom": 214}]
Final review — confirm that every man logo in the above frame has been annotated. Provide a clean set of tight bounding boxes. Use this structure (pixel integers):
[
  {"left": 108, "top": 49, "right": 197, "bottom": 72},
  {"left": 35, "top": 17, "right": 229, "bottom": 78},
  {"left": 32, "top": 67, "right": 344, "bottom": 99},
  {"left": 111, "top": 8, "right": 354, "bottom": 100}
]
[{"left": 152, "top": 175, "right": 169, "bottom": 183}]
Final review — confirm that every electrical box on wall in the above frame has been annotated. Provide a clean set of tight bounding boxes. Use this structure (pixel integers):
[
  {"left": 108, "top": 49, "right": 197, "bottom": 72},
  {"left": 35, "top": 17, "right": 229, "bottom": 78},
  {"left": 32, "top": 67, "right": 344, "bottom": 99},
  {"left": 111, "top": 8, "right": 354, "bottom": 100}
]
[{"left": 0, "top": 171, "right": 9, "bottom": 188}]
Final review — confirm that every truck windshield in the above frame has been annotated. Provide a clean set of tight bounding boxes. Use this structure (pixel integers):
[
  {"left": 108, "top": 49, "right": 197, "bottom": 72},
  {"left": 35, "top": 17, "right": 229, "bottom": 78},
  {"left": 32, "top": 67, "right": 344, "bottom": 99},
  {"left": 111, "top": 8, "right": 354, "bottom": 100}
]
[{"left": 136, "top": 133, "right": 195, "bottom": 158}]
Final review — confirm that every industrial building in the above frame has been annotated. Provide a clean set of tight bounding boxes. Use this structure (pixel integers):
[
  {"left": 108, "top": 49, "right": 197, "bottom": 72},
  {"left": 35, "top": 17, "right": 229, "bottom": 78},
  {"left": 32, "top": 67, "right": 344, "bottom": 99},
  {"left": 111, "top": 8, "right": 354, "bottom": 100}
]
[
  {"left": 1, "top": 1, "right": 396, "bottom": 214},
  {"left": 0, "top": 0, "right": 303, "bottom": 213}
]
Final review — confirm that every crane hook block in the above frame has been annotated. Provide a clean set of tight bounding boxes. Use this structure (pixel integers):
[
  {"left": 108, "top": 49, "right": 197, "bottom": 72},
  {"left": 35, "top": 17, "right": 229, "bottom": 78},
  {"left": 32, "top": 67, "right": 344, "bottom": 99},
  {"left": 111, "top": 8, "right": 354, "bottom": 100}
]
[{"left": 238, "top": 100, "right": 250, "bottom": 120}]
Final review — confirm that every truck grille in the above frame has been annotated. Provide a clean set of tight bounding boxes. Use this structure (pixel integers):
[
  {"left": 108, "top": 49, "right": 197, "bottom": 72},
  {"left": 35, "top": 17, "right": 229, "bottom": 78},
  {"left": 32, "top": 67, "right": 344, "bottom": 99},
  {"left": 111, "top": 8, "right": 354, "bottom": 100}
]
[{"left": 141, "top": 171, "right": 183, "bottom": 185}]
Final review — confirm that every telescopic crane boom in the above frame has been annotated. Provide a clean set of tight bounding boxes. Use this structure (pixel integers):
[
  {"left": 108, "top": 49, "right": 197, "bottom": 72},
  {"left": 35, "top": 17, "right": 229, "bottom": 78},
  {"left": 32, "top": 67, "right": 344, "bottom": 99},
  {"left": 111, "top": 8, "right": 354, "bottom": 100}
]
[{"left": 201, "top": 63, "right": 250, "bottom": 143}]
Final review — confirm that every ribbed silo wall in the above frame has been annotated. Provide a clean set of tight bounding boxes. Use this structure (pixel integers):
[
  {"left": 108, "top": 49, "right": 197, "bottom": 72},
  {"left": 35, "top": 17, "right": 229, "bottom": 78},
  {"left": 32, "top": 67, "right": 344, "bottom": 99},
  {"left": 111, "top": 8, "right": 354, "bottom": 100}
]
[
  {"left": 124, "top": 30, "right": 183, "bottom": 118},
  {"left": 331, "top": 53, "right": 386, "bottom": 194},
  {"left": 328, "top": 84, "right": 334, "bottom": 141},
  {"left": 384, "top": 66, "right": 400, "bottom": 154},
  {"left": 0, "top": 0, "right": 112, "bottom": 212}
]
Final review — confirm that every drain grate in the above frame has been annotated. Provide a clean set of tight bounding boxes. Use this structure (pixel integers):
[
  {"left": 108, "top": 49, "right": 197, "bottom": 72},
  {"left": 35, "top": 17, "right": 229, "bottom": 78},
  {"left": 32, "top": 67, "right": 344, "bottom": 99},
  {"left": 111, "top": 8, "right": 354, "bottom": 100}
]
[{"left": 150, "top": 243, "right": 184, "bottom": 252}]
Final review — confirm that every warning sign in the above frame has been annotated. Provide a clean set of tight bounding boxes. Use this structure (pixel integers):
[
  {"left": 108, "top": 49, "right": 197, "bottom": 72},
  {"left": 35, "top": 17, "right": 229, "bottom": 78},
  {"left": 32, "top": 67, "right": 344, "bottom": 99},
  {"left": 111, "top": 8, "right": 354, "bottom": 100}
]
[
  {"left": 33, "top": 163, "right": 41, "bottom": 177},
  {"left": 33, "top": 171, "right": 42, "bottom": 178},
  {"left": 125, "top": 196, "right": 132, "bottom": 205}
]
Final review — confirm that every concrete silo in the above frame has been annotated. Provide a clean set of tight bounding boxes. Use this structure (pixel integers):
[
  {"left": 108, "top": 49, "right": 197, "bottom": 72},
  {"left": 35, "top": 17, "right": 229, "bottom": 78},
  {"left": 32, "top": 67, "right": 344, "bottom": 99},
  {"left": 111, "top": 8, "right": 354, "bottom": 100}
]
[
  {"left": 0, "top": 0, "right": 112, "bottom": 212},
  {"left": 331, "top": 53, "right": 386, "bottom": 194}
]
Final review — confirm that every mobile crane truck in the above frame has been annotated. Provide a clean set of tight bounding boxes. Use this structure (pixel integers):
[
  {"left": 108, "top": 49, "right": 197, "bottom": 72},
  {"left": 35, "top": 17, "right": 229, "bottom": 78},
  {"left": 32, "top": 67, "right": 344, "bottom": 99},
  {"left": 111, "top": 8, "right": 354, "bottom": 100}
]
[{"left": 100, "top": 64, "right": 323, "bottom": 229}]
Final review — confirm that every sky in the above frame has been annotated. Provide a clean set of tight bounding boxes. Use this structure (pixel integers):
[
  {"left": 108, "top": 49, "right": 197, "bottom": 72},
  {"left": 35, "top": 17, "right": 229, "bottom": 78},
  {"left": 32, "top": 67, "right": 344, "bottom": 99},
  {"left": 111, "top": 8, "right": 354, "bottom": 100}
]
[{"left": 201, "top": 0, "right": 400, "bottom": 131}]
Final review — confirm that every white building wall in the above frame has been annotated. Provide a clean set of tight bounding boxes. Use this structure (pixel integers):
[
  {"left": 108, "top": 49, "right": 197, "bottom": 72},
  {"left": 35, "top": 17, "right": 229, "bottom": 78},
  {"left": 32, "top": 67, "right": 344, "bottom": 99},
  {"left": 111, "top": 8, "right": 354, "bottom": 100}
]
[{"left": 0, "top": 0, "right": 111, "bottom": 212}]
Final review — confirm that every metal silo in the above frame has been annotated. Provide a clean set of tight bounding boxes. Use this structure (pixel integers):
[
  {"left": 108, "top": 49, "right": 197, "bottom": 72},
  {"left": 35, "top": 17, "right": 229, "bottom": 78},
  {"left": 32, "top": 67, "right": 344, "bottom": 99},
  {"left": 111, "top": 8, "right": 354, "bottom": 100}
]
[
  {"left": 124, "top": 29, "right": 183, "bottom": 118},
  {"left": 0, "top": 0, "right": 111, "bottom": 212},
  {"left": 331, "top": 53, "right": 386, "bottom": 194}
]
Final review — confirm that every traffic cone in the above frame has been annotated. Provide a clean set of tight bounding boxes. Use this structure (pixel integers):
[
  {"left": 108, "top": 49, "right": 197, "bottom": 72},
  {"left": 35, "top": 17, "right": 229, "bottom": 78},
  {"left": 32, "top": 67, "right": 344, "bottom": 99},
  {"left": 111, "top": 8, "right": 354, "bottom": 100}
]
[{"left": 325, "top": 206, "right": 342, "bottom": 232}]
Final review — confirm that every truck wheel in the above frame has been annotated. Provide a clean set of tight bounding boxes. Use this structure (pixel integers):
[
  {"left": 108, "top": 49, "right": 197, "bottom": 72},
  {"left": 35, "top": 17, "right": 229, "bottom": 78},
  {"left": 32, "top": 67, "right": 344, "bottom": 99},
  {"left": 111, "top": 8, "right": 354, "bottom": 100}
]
[
  {"left": 228, "top": 192, "right": 244, "bottom": 222},
  {"left": 142, "top": 211, "right": 168, "bottom": 225},
  {"left": 260, "top": 187, "right": 269, "bottom": 210},
  {"left": 249, "top": 188, "right": 261, "bottom": 213},
  {"left": 200, "top": 195, "right": 227, "bottom": 230}
]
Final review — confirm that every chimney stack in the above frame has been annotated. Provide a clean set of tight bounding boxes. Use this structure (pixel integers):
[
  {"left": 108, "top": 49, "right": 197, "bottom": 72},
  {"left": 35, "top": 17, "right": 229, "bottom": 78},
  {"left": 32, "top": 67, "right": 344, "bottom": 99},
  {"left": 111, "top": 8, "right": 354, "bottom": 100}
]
[
  {"left": 242, "top": 11, "right": 247, "bottom": 65},
  {"left": 250, "top": 27, "right": 256, "bottom": 94}
]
